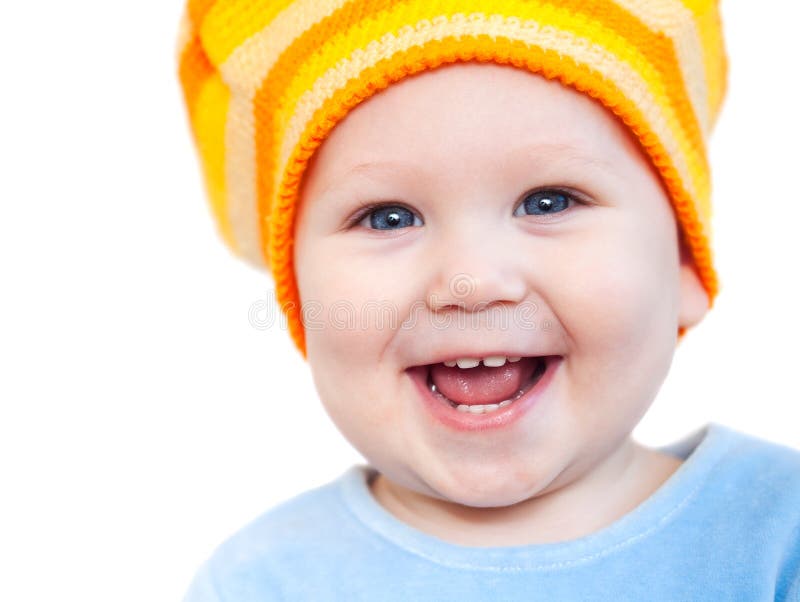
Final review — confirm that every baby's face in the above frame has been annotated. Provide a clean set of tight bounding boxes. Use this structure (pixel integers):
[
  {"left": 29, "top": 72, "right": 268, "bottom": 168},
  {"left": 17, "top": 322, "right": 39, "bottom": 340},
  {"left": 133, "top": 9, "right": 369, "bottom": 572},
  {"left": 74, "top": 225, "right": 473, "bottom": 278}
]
[{"left": 294, "top": 63, "right": 707, "bottom": 508}]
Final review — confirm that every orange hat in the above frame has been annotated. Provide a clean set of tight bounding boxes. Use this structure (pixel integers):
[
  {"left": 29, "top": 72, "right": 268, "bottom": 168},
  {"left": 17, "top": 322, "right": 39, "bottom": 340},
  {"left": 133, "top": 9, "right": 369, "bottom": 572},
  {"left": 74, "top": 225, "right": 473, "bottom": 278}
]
[{"left": 178, "top": 0, "right": 728, "bottom": 357}]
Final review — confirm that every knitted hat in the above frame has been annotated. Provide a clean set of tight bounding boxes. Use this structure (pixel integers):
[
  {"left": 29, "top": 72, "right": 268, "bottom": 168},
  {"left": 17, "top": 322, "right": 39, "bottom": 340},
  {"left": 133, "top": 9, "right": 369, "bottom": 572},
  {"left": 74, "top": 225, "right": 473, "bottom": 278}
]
[{"left": 177, "top": 0, "right": 728, "bottom": 358}]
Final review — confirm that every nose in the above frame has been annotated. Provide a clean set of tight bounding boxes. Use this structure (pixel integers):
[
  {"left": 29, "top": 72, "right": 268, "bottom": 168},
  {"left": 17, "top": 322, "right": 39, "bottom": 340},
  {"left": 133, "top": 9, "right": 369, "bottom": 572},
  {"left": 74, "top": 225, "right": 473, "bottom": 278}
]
[{"left": 425, "top": 237, "right": 528, "bottom": 314}]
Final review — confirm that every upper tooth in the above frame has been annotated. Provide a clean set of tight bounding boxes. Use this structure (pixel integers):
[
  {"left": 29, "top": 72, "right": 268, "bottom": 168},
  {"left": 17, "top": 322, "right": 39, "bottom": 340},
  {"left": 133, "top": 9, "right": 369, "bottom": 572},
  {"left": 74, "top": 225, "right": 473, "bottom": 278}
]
[{"left": 442, "top": 356, "right": 524, "bottom": 368}]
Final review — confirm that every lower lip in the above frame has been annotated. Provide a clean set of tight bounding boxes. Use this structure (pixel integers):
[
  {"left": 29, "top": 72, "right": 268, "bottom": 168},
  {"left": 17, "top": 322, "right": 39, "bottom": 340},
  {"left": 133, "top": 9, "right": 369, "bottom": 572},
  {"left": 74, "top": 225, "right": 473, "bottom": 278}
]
[{"left": 406, "top": 356, "right": 561, "bottom": 432}]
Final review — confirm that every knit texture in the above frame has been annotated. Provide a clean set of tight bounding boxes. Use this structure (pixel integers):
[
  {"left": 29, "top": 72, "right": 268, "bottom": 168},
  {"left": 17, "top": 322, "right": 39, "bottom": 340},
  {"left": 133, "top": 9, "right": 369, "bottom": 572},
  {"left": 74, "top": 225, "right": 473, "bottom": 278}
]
[{"left": 177, "top": 0, "right": 728, "bottom": 358}]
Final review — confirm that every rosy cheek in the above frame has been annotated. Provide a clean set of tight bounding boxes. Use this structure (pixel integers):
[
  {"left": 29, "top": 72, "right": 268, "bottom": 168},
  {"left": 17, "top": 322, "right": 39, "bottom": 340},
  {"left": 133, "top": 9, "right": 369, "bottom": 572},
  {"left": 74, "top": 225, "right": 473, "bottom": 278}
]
[{"left": 552, "top": 235, "right": 665, "bottom": 349}]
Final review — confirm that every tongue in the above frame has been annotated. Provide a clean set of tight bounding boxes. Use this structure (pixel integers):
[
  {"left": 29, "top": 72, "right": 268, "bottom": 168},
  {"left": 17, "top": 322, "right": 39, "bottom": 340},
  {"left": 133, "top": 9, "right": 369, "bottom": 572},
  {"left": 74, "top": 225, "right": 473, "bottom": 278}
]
[{"left": 430, "top": 358, "right": 538, "bottom": 406}]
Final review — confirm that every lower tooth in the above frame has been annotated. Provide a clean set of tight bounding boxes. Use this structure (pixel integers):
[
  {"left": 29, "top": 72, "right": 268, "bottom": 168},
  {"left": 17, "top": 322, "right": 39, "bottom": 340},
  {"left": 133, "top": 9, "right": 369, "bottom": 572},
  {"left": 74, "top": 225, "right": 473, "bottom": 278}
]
[
  {"left": 430, "top": 381, "right": 519, "bottom": 414},
  {"left": 455, "top": 400, "right": 511, "bottom": 414}
]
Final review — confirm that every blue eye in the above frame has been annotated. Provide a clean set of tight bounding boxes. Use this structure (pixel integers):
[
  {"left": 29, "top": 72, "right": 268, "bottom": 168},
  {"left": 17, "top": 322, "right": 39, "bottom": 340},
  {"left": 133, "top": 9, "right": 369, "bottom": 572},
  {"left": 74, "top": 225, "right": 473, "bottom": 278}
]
[
  {"left": 515, "top": 189, "right": 573, "bottom": 217},
  {"left": 356, "top": 204, "right": 422, "bottom": 230},
  {"left": 351, "top": 190, "right": 578, "bottom": 230}
]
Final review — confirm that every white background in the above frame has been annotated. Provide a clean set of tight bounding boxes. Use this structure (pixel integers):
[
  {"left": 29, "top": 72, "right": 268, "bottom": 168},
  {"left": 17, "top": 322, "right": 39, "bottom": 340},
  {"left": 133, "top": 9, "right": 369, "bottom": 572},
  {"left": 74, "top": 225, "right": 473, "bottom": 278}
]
[{"left": 1, "top": 2, "right": 798, "bottom": 601}]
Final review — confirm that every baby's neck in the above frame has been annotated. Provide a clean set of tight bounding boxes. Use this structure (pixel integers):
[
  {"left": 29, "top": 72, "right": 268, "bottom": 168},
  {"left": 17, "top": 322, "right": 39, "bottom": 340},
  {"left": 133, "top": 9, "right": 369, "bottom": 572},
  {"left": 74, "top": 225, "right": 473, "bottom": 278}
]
[{"left": 369, "top": 440, "right": 682, "bottom": 547}]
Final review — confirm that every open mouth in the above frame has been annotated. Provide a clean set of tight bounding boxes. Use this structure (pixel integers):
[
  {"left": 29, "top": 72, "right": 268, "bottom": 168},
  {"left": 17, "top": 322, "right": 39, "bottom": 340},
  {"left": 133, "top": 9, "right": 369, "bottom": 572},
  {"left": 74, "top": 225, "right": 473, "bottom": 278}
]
[{"left": 419, "top": 356, "right": 551, "bottom": 415}]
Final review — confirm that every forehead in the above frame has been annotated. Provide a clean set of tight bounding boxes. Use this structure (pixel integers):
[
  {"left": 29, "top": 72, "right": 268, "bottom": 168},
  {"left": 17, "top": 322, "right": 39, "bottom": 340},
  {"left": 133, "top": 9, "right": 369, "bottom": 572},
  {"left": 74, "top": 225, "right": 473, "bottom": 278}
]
[{"left": 302, "top": 62, "right": 647, "bottom": 197}]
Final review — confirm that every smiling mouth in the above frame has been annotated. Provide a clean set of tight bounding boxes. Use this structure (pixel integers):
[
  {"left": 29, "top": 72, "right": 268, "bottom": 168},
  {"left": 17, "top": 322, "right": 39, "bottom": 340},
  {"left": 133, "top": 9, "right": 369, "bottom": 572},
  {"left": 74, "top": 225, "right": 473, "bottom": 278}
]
[{"left": 422, "top": 356, "right": 549, "bottom": 414}]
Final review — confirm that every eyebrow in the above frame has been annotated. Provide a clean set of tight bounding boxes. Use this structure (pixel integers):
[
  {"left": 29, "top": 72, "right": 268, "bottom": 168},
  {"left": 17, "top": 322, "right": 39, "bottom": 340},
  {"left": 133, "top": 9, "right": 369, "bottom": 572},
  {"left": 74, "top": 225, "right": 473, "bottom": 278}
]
[
  {"left": 317, "top": 160, "right": 424, "bottom": 198},
  {"left": 319, "top": 142, "right": 614, "bottom": 196}
]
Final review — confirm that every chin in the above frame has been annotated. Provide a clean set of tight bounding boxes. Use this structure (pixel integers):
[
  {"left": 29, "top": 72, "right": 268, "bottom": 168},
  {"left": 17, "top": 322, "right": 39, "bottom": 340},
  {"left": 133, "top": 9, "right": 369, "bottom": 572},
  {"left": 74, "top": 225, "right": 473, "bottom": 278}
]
[
  {"left": 438, "top": 483, "right": 540, "bottom": 509},
  {"left": 423, "top": 464, "right": 550, "bottom": 509}
]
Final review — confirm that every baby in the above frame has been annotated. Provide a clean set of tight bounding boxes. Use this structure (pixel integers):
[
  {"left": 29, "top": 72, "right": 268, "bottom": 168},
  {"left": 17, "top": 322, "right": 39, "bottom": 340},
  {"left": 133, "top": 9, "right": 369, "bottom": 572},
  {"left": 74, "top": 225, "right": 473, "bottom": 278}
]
[{"left": 178, "top": 1, "right": 800, "bottom": 600}]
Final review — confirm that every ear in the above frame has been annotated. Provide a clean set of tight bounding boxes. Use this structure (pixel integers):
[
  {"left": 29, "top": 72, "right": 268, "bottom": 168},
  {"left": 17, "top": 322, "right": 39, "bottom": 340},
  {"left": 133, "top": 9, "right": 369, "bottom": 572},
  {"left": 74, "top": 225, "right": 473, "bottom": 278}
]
[{"left": 677, "top": 238, "right": 710, "bottom": 329}]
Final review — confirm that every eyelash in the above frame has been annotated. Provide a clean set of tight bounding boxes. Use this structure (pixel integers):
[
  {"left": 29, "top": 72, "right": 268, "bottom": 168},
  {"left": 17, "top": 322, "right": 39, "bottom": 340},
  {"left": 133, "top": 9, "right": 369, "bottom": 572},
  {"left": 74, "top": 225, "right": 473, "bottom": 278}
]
[
  {"left": 347, "top": 200, "right": 405, "bottom": 228},
  {"left": 346, "top": 187, "right": 586, "bottom": 229}
]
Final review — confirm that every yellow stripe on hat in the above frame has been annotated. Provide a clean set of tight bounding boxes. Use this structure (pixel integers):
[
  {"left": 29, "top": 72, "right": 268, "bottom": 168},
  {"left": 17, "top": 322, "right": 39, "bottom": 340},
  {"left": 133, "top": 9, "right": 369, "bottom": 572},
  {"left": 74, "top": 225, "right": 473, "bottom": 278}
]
[
  {"left": 201, "top": 0, "right": 297, "bottom": 68},
  {"left": 189, "top": 72, "right": 237, "bottom": 253},
  {"left": 216, "top": 0, "right": 350, "bottom": 268},
  {"left": 613, "top": 0, "right": 710, "bottom": 135}
]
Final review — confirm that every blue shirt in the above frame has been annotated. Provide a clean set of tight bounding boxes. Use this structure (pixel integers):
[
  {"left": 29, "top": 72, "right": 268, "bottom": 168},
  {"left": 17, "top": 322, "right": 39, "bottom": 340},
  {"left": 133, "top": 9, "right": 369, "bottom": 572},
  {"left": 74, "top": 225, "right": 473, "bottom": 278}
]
[{"left": 183, "top": 423, "right": 800, "bottom": 601}]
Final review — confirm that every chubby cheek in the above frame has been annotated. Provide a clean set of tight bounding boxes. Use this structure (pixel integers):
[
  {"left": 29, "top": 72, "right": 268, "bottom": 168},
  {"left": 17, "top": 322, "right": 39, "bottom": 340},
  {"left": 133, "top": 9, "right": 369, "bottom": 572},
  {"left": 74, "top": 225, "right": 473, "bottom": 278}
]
[
  {"left": 299, "top": 252, "right": 411, "bottom": 452},
  {"left": 305, "top": 321, "right": 397, "bottom": 459},
  {"left": 300, "top": 250, "right": 405, "bottom": 361},
  {"left": 551, "top": 223, "right": 678, "bottom": 413}
]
